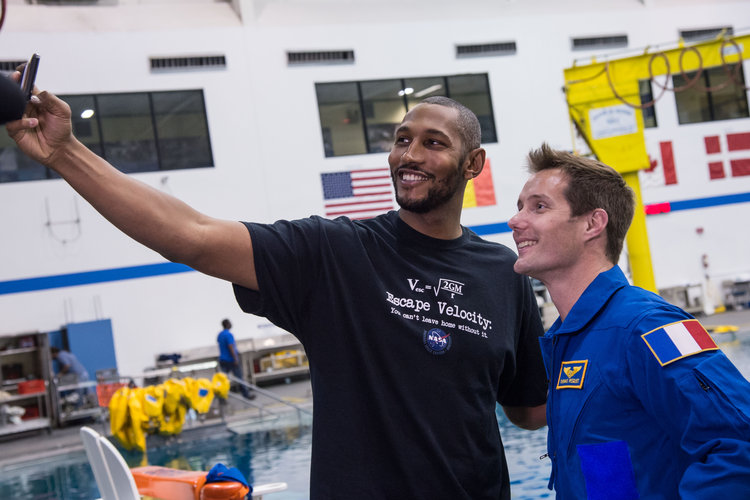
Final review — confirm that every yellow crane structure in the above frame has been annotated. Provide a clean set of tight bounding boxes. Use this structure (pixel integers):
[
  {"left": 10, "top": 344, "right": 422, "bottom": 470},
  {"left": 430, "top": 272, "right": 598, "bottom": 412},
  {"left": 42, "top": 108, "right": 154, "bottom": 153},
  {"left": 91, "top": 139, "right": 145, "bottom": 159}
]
[{"left": 563, "top": 31, "right": 750, "bottom": 293}]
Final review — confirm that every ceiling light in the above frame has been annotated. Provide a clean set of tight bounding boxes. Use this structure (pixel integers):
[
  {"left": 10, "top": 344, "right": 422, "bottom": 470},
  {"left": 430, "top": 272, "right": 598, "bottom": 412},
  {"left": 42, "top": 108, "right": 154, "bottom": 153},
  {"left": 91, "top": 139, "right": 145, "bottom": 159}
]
[{"left": 414, "top": 84, "right": 443, "bottom": 97}]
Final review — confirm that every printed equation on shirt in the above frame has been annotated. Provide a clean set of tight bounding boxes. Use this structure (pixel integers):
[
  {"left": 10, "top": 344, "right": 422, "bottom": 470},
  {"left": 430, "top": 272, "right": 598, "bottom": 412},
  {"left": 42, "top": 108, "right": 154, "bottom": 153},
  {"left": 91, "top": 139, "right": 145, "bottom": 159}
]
[{"left": 385, "top": 277, "right": 493, "bottom": 354}]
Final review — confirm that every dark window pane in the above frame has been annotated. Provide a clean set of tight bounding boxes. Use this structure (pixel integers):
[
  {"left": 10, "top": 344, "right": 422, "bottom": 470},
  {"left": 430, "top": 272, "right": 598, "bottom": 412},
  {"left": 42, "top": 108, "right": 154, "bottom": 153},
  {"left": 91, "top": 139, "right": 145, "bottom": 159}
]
[
  {"left": 97, "top": 93, "right": 158, "bottom": 173},
  {"left": 404, "top": 77, "right": 446, "bottom": 109},
  {"left": 1, "top": 90, "right": 214, "bottom": 184},
  {"left": 638, "top": 79, "right": 657, "bottom": 128},
  {"left": 152, "top": 90, "right": 213, "bottom": 170},
  {"left": 674, "top": 64, "right": 749, "bottom": 124},
  {"left": 446, "top": 74, "right": 497, "bottom": 144},
  {"left": 316, "top": 73, "right": 497, "bottom": 157},
  {"left": 316, "top": 82, "right": 366, "bottom": 157},
  {"left": 674, "top": 73, "right": 712, "bottom": 123},
  {"left": 0, "top": 131, "right": 50, "bottom": 182},
  {"left": 63, "top": 94, "right": 104, "bottom": 157},
  {"left": 360, "top": 79, "right": 406, "bottom": 153},
  {"left": 710, "top": 65, "right": 748, "bottom": 121}
]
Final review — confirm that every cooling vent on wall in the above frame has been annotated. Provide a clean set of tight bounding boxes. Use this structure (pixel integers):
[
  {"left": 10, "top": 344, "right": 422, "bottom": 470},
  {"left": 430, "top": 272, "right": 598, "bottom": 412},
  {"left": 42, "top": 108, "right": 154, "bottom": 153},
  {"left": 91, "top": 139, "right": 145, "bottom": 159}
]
[
  {"left": 33, "top": 0, "right": 115, "bottom": 5},
  {"left": 150, "top": 55, "right": 227, "bottom": 72},
  {"left": 287, "top": 50, "right": 355, "bottom": 66},
  {"left": 456, "top": 42, "right": 517, "bottom": 58},
  {"left": 571, "top": 35, "right": 628, "bottom": 51},
  {"left": 679, "top": 26, "right": 733, "bottom": 42}
]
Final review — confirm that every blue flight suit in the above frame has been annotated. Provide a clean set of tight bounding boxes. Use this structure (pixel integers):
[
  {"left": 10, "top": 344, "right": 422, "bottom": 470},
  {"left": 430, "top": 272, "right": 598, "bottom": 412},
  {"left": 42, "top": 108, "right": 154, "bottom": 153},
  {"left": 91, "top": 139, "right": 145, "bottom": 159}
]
[{"left": 540, "top": 266, "right": 750, "bottom": 499}]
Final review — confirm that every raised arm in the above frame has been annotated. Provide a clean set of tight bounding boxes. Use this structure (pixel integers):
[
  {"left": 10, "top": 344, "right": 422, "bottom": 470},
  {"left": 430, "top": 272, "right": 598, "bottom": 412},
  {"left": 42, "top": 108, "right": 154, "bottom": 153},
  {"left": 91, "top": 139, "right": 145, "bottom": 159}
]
[{"left": 5, "top": 82, "right": 258, "bottom": 291}]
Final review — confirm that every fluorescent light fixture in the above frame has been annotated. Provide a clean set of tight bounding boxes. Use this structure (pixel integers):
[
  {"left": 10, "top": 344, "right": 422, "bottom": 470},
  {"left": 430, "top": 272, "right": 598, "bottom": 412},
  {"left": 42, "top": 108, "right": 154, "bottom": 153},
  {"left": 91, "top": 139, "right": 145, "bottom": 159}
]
[
  {"left": 414, "top": 84, "right": 443, "bottom": 97},
  {"left": 398, "top": 87, "right": 414, "bottom": 97},
  {"left": 80, "top": 109, "right": 95, "bottom": 119}
]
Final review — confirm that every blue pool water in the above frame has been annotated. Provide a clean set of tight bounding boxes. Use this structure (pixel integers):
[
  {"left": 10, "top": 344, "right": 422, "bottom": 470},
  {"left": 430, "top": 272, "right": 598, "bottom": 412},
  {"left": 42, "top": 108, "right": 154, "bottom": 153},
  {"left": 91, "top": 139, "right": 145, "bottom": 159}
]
[
  {"left": 1, "top": 332, "right": 748, "bottom": 499},
  {"left": 0, "top": 416, "right": 548, "bottom": 500}
]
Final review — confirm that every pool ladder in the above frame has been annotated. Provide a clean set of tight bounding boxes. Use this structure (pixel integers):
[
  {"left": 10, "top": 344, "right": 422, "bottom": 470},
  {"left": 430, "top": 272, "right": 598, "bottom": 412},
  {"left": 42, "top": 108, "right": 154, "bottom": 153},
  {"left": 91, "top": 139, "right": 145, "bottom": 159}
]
[{"left": 223, "top": 375, "right": 312, "bottom": 434}]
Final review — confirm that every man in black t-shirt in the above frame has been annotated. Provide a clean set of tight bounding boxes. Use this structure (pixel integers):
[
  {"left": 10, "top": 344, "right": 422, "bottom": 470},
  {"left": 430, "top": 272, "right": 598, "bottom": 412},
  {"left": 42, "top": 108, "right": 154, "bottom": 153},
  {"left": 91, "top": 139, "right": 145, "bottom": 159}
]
[{"left": 9, "top": 85, "right": 548, "bottom": 499}]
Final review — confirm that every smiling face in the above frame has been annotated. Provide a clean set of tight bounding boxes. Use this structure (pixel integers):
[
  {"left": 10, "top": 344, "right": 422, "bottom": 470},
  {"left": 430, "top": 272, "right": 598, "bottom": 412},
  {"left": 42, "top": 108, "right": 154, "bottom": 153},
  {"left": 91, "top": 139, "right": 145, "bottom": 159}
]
[
  {"left": 508, "top": 169, "right": 590, "bottom": 282},
  {"left": 388, "top": 103, "right": 470, "bottom": 214}
]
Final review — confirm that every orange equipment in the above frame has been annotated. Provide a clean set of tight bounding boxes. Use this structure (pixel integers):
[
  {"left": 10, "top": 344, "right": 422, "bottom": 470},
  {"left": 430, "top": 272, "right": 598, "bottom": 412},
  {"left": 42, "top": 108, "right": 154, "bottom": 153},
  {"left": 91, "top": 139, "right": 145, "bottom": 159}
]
[{"left": 131, "top": 466, "right": 250, "bottom": 500}]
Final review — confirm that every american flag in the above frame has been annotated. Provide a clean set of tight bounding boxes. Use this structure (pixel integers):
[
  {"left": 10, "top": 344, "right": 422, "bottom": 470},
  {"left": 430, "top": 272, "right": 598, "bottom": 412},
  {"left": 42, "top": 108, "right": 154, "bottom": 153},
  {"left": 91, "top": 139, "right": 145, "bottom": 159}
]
[{"left": 321, "top": 167, "right": 394, "bottom": 219}]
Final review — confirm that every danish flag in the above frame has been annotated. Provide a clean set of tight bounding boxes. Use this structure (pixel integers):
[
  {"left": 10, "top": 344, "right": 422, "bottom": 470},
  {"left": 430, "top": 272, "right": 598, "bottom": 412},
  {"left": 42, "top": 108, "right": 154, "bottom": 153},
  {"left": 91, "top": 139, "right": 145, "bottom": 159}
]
[{"left": 705, "top": 132, "right": 750, "bottom": 180}]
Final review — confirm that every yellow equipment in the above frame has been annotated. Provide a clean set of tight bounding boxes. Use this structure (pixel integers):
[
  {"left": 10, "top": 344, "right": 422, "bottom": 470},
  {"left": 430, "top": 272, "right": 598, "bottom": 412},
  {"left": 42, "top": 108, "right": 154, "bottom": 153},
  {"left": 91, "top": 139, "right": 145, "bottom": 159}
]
[
  {"left": 212, "top": 371, "right": 230, "bottom": 400},
  {"left": 108, "top": 373, "right": 231, "bottom": 452},
  {"left": 563, "top": 31, "right": 750, "bottom": 292}
]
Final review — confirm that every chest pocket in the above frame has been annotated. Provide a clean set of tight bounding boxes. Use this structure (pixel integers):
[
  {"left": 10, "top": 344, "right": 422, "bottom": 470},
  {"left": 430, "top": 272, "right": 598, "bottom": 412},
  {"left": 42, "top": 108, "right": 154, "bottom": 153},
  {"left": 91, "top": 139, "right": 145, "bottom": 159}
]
[{"left": 553, "top": 360, "right": 603, "bottom": 456}]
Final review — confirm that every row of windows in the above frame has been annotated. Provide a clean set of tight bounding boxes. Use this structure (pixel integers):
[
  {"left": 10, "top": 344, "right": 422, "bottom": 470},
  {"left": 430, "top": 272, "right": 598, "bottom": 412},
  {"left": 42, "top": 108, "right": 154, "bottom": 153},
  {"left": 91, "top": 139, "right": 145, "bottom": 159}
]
[
  {"left": 316, "top": 74, "right": 496, "bottom": 157},
  {"left": 638, "top": 64, "right": 748, "bottom": 128},
  {"left": 0, "top": 90, "right": 213, "bottom": 183},
  {"left": 0, "top": 64, "right": 747, "bottom": 182}
]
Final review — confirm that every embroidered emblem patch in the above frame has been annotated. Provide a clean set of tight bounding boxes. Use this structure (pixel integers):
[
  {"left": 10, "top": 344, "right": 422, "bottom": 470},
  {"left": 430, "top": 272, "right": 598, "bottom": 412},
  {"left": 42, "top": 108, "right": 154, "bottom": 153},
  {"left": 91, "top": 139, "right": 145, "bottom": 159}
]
[
  {"left": 423, "top": 328, "right": 451, "bottom": 355},
  {"left": 641, "top": 319, "right": 718, "bottom": 366},
  {"left": 556, "top": 360, "right": 588, "bottom": 389}
]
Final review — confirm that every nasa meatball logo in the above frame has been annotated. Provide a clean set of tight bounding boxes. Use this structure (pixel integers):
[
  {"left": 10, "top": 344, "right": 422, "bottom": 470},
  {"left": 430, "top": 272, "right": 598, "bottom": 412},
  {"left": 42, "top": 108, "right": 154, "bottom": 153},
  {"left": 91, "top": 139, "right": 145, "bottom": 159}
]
[{"left": 423, "top": 328, "right": 451, "bottom": 355}]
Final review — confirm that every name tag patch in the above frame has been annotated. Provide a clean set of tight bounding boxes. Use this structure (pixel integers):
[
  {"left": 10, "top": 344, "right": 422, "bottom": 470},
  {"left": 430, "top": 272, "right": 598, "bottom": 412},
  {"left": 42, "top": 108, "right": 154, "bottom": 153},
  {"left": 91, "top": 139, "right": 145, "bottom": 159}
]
[{"left": 557, "top": 360, "right": 588, "bottom": 389}]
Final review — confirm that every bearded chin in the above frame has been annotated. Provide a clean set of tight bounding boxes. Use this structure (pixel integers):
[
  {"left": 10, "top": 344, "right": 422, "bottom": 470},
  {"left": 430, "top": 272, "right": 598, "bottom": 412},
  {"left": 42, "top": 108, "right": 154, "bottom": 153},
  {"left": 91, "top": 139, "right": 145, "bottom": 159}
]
[
  {"left": 396, "top": 190, "right": 449, "bottom": 213},
  {"left": 395, "top": 172, "right": 464, "bottom": 213}
]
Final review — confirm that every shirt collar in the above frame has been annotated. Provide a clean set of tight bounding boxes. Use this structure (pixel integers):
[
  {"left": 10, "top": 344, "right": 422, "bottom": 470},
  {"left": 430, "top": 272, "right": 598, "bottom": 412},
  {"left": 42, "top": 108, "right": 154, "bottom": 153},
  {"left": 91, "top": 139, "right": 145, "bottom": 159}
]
[{"left": 548, "top": 265, "right": 629, "bottom": 335}]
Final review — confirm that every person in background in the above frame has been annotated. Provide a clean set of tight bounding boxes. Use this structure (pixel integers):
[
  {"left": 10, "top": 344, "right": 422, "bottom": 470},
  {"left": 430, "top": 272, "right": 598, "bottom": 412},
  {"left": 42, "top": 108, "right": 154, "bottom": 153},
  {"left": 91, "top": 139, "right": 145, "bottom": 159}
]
[
  {"left": 7, "top": 79, "right": 547, "bottom": 499},
  {"left": 50, "top": 346, "right": 90, "bottom": 383},
  {"left": 217, "top": 319, "right": 253, "bottom": 399},
  {"left": 508, "top": 143, "right": 750, "bottom": 499},
  {"left": 50, "top": 346, "right": 91, "bottom": 407}
]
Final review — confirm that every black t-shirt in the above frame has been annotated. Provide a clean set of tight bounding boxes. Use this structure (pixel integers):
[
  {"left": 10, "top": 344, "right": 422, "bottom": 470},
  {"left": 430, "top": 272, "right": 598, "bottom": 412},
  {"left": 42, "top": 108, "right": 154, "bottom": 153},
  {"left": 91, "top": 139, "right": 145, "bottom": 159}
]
[{"left": 233, "top": 211, "right": 547, "bottom": 500}]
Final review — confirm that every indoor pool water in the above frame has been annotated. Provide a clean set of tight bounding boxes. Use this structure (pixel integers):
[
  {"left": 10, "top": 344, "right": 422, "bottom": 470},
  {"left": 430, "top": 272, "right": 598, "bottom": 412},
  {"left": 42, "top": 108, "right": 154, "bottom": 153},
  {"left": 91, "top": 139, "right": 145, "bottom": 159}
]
[
  {"left": 0, "top": 424, "right": 314, "bottom": 500},
  {"left": 0, "top": 415, "right": 549, "bottom": 500},
  {"left": 1, "top": 332, "right": 748, "bottom": 500}
]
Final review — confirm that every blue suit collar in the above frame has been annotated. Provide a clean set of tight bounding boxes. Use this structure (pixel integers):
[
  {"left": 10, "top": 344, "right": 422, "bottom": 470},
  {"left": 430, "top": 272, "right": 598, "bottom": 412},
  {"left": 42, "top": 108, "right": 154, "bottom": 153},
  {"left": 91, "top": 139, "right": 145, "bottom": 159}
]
[{"left": 548, "top": 266, "right": 629, "bottom": 335}]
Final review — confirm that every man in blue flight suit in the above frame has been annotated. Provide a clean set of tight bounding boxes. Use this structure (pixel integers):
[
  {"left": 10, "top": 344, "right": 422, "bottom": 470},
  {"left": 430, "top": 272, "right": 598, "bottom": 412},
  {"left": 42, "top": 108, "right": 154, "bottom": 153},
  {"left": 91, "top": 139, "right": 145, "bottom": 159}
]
[{"left": 508, "top": 143, "right": 750, "bottom": 499}]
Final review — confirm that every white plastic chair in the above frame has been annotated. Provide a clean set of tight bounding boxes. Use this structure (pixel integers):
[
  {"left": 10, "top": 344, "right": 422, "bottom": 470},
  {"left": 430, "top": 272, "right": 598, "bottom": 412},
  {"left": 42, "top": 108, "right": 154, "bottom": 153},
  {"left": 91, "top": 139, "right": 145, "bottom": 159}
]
[{"left": 80, "top": 426, "right": 140, "bottom": 500}]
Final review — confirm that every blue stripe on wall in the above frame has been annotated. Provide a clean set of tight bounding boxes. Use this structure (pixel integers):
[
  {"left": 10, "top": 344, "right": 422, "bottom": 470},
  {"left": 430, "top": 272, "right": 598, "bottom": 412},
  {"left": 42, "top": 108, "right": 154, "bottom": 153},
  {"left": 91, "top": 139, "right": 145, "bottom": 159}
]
[
  {"left": 1, "top": 190, "right": 748, "bottom": 295},
  {"left": 469, "top": 221, "right": 511, "bottom": 236},
  {"left": 0, "top": 262, "right": 194, "bottom": 296},
  {"left": 666, "top": 192, "right": 750, "bottom": 212}
]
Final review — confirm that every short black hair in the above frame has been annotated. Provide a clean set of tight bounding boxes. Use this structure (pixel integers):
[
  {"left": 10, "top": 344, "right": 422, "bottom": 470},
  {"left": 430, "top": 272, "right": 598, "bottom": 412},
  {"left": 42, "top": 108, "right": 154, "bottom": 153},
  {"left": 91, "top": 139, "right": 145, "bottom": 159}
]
[{"left": 420, "top": 96, "right": 481, "bottom": 155}]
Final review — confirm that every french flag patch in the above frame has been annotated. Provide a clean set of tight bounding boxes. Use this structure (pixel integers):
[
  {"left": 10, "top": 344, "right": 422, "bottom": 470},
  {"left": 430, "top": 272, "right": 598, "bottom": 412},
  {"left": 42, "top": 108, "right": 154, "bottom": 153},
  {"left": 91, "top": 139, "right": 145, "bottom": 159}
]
[{"left": 641, "top": 319, "right": 718, "bottom": 366}]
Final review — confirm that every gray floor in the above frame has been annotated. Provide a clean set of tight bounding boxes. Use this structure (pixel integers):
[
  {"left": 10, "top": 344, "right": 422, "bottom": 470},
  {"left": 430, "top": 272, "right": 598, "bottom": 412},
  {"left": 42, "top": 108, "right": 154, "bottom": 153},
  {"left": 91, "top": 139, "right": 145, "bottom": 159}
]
[{"left": 2, "top": 306, "right": 750, "bottom": 471}]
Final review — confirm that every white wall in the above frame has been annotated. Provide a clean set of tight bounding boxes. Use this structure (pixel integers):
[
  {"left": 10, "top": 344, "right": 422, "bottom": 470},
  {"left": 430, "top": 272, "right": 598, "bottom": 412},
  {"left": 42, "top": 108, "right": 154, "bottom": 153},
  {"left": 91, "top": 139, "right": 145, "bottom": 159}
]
[{"left": 1, "top": 0, "right": 749, "bottom": 374}]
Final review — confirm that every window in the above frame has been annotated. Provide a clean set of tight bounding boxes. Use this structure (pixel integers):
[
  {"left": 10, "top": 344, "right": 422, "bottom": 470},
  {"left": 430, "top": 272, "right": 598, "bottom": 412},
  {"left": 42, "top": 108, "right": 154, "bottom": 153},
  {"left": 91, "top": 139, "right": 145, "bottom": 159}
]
[
  {"left": 674, "top": 64, "right": 749, "bottom": 124},
  {"left": 316, "top": 74, "right": 497, "bottom": 158},
  {"left": 639, "top": 79, "right": 657, "bottom": 128},
  {"left": 0, "top": 89, "right": 213, "bottom": 183}
]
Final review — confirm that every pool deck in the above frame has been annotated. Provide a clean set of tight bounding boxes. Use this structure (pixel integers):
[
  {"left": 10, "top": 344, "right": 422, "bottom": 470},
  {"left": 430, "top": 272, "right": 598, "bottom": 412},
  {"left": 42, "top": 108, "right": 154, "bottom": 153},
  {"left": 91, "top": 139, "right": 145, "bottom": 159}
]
[
  {"left": 1, "top": 307, "right": 750, "bottom": 472},
  {"left": 0, "top": 376, "right": 313, "bottom": 471}
]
